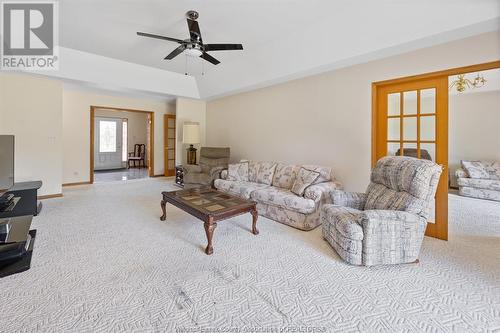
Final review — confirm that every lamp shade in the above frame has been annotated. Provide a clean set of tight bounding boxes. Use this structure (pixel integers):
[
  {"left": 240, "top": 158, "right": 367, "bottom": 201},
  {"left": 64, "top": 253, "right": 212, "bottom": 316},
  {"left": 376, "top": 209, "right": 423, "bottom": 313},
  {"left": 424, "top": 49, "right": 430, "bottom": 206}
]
[{"left": 182, "top": 122, "right": 200, "bottom": 144}]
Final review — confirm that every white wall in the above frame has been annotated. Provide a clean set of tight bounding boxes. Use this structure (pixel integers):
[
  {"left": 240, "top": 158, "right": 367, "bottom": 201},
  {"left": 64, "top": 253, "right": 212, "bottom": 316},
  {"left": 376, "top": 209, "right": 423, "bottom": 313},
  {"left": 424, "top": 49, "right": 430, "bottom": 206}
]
[
  {"left": 94, "top": 109, "right": 149, "bottom": 166},
  {"left": 449, "top": 90, "right": 500, "bottom": 186},
  {"left": 175, "top": 98, "right": 206, "bottom": 166},
  {"left": 0, "top": 73, "right": 63, "bottom": 196},
  {"left": 206, "top": 31, "right": 500, "bottom": 192},
  {"left": 62, "top": 87, "right": 175, "bottom": 183}
]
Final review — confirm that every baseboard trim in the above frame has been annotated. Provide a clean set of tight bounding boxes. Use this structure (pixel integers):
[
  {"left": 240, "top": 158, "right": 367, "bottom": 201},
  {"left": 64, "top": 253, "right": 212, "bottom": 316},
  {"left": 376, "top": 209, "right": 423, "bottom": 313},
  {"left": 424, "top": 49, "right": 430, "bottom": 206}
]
[
  {"left": 154, "top": 175, "right": 175, "bottom": 179},
  {"left": 62, "top": 181, "right": 91, "bottom": 187},
  {"left": 38, "top": 193, "right": 63, "bottom": 200}
]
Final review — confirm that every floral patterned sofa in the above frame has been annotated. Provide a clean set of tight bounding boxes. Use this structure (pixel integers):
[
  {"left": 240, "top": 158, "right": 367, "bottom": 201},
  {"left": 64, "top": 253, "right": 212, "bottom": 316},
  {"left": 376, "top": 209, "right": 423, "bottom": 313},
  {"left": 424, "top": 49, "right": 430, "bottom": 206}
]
[
  {"left": 214, "top": 161, "right": 342, "bottom": 230},
  {"left": 456, "top": 160, "right": 500, "bottom": 202}
]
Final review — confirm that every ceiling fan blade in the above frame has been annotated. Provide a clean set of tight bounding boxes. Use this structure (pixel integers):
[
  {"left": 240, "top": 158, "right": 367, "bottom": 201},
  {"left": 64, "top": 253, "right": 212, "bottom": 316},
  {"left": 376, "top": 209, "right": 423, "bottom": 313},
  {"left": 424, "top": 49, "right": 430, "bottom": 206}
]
[
  {"left": 187, "top": 18, "right": 202, "bottom": 43},
  {"left": 164, "top": 45, "right": 186, "bottom": 60},
  {"left": 204, "top": 44, "right": 243, "bottom": 51},
  {"left": 137, "top": 32, "right": 184, "bottom": 44},
  {"left": 200, "top": 52, "right": 220, "bottom": 65}
]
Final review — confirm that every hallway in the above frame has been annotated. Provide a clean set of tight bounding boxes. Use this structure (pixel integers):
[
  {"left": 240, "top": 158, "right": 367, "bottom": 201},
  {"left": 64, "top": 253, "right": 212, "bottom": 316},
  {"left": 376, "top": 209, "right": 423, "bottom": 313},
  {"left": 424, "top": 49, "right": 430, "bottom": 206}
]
[{"left": 94, "top": 168, "right": 149, "bottom": 183}]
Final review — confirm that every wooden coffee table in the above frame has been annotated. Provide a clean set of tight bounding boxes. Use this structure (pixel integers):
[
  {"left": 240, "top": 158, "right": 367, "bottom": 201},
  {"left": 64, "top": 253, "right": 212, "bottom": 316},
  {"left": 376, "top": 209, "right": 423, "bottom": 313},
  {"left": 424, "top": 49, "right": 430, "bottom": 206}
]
[{"left": 160, "top": 187, "right": 258, "bottom": 255}]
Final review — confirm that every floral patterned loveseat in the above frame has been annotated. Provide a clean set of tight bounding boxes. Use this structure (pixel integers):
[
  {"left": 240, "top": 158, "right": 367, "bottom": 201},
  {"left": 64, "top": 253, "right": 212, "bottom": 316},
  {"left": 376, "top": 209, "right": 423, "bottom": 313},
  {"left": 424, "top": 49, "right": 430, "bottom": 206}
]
[
  {"left": 214, "top": 161, "right": 342, "bottom": 230},
  {"left": 456, "top": 160, "right": 500, "bottom": 202}
]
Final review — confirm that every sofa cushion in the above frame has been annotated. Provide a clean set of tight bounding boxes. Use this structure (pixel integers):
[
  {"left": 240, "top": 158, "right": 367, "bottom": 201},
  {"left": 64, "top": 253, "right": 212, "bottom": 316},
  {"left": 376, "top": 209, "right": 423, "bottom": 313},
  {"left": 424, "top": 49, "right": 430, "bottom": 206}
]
[
  {"left": 251, "top": 187, "right": 316, "bottom": 214},
  {"left": 370, "top": 156, "right": 442, "bottom": 200},
  {"left": 459, "top": 186, "right": 500, "bottom": 202},
  {"left": 247, "top": 161, "right": 260, "bottom": 182},
  {"left": 227, "top": 162, "right": 249, "bottom": 181},
  {"left": 461, "top": 161, "right": 500, "bottom": 180},
  {"left": 364, "top": 183, "right": 430, "bottom": 218},
  {"left": 302, "top": 165, "right": 332, "bottom": 184},
  {"left": 199, "top": 147, "right": 230, "bottom": 173},
  {"left": 255, "top": 162, "right": 277, "bottom": 185},
  {"left": 184, "top": 172, "right": 211, "bottom": 185},
  {"left": 457, "top": 177, "right": 500, "bottom": 191},
  {"left": 213, "top": 179, "right": 270, "bottom": 199},
  {"left": 272, "top": 164, "right": 300, "bottom": 189},
  {"left": 291, "top": 167, "right": 320, "bottom": 196}
]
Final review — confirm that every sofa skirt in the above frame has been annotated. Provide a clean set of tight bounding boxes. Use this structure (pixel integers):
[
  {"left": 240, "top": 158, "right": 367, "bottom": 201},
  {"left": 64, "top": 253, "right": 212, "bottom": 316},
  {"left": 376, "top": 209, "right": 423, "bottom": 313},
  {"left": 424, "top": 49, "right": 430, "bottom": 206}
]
[{"left": 256, "top": 203, "right": 321, "bottom": 231}]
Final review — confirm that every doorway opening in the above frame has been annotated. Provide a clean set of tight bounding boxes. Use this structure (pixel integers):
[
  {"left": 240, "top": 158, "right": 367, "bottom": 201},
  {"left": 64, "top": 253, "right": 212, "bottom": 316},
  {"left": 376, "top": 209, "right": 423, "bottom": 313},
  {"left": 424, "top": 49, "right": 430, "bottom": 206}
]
[
  {"left": 448, "top": 67, "right": 500, "bottom": 197},
  {"left": 372, "top": 60, "right": 500, "bottom": 241},
  {"left": 90, "top": 106, "right": 155, "bottom": 183}
]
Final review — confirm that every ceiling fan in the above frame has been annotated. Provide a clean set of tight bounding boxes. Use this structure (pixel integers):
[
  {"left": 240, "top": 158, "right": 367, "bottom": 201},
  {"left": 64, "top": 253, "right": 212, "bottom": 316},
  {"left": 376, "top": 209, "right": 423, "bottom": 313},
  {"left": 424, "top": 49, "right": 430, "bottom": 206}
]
[{"left": 137, "top": 10, "right": 243, "bottom": 65}]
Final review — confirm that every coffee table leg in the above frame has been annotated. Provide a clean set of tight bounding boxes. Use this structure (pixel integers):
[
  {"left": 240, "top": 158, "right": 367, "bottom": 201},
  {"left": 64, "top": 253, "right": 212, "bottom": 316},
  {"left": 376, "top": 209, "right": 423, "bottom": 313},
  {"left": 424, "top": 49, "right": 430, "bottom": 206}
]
[
  {"left": 251, "top": 207, "right": 259, "bottom": 235},
  {"left": 160, "top": 200, "right": 167, "bottom": 221},
  {"left": 204, "top": 220, "right": 217, "bottom": 255}
]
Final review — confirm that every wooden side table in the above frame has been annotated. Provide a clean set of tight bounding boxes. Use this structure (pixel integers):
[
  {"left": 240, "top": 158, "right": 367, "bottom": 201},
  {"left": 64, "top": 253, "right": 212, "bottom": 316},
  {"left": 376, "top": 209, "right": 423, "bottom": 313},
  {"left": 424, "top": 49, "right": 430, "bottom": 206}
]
[{"left": 175, "top": 165, "right": 184, "bottom": 187}]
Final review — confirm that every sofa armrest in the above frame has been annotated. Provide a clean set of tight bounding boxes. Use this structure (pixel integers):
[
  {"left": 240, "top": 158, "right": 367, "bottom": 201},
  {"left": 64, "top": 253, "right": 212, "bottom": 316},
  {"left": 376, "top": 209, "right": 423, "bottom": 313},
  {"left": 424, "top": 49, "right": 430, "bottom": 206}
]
[
  {"left": 455, "top": 168, "right": 468, "bottom": 179},
  {"left": 183, "top": 164, "right": 202, "bottom": 174},
  {"left": 360, "top": 210, "right": 427, "bottom": 265},
  {"left": 220, "top": 169, "right": 228, "bottom": 180},
  {"left": 361, "top": 210, "right": 423, "bottom": 224},
  {"left": 209, "top": 166, "right": 225, "bottom": 181},
  {"left": 331, "top": 190, "right": 367, "bottom": 210},
  {"left": 304, "top": 181, "right": 343, "bottom": 203}
]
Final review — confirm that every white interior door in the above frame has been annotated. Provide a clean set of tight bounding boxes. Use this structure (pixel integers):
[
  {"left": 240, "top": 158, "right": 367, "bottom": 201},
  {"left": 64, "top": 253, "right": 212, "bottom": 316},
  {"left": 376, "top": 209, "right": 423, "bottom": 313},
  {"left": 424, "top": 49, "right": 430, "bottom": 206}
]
[{"left": 94, "top": 117, "right": 123, "bottom": 170}]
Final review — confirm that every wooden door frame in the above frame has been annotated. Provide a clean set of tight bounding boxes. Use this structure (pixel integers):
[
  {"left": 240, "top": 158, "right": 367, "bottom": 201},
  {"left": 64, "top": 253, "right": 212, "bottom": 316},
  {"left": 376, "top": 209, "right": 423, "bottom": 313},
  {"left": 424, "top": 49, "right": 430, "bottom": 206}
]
[
  {"left": 372, "top": 60, "right": 500, "bottom": 164},
  {"left": 371, "top": 60, "right": 500, "bottom": 241},
  {"left": 90, "top": 106, "right": 155, "bottom": 184},
  {"left": 164, "top": 114, "right": 176, "bottom": 177}
]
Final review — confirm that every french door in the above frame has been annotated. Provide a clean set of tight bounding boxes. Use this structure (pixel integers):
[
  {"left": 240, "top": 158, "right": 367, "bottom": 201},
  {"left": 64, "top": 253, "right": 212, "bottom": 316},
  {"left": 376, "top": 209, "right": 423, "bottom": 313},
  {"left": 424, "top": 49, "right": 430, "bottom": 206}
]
[
  {"left": 94, "top": 117, "right": 124, "bottom": 170},
  {"left": 374, "top": 76, "right": 448, "bottom": 240},
  {"left": 164, "top": 114, "right": 176, "bottom": 176}
]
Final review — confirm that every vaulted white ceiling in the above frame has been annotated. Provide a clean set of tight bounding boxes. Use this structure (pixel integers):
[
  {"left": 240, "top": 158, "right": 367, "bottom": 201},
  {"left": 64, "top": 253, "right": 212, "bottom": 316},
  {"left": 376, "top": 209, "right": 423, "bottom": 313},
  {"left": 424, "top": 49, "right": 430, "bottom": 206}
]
[{"left": 59, "top": 0, "right": 500, "bottom": 100}]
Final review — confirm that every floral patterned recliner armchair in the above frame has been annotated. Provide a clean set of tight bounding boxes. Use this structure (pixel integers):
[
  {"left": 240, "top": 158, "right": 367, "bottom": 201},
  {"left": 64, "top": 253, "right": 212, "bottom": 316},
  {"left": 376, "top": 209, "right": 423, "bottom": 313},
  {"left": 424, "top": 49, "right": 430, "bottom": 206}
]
[{"left": 321, "top": 156, "right": 442, "bottom": 266}]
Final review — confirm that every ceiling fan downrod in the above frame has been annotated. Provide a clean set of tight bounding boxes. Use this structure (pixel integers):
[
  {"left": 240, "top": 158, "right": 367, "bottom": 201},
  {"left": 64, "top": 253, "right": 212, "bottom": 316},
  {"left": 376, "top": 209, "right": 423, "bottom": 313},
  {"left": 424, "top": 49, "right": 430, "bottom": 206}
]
[{"left": 186, "top": 10, "right": 199, "bottom": 21}]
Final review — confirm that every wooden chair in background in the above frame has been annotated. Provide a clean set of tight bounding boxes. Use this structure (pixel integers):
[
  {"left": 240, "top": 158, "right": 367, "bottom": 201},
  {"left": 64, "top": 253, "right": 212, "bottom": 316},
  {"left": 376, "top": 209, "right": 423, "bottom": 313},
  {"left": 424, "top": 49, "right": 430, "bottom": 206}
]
[{"left": 128, "top": 144, "right": 146, "bottom": 168}]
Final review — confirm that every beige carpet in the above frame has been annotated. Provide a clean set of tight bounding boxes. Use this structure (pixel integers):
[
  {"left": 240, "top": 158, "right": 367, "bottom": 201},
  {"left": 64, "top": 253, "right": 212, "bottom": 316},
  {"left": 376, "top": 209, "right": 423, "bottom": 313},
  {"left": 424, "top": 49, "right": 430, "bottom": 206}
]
[{"left": 1, "top": 178, "right": 499, "bottom": 332}]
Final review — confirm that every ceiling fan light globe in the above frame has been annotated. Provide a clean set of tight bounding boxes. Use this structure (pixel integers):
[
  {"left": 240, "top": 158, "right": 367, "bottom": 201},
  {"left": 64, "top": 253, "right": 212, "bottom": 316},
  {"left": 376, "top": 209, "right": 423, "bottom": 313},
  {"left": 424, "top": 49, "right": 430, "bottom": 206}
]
[{"left": 185, "top": 48, "right": 203, "bottom": 57}]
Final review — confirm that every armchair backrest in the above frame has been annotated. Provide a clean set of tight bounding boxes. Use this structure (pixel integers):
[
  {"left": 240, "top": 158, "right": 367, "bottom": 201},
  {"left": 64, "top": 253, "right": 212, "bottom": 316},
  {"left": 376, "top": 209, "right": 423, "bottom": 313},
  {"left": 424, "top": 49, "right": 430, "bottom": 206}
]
[
  {"left": 199, "top": 147, "right": 230, "bottom": 173},
  {"left": 132, "top": 144, "right": 146, "bottom": 158},
  {"left": 364, "top": 156, "right": 442, "bottom": 219}
]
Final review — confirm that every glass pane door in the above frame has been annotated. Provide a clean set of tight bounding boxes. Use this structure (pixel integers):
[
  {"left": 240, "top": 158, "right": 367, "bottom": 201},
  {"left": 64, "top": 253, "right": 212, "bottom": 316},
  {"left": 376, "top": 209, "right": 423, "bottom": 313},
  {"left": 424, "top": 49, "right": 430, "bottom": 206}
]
[
  {"left": 386, "top": 89, "right": 436, "bottom": 161},
  {"left": 94, "top": 117, "right": 124, "bottom": 171},
  {"left": 386, "top": 89, "right": 438, "bottom": 223},
  {"left": 164, "top": 114, "right": 176, "bottom": 176},
  {"left": 375, "top": 76, "right": 448, "bottom": 240}
]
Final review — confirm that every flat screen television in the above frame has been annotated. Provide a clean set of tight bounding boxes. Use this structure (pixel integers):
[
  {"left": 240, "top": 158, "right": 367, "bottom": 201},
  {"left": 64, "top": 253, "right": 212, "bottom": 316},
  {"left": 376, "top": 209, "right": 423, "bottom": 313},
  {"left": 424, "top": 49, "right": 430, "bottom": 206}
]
[{"left": 0, "top": 135, "right": 15, "bottom": 197}]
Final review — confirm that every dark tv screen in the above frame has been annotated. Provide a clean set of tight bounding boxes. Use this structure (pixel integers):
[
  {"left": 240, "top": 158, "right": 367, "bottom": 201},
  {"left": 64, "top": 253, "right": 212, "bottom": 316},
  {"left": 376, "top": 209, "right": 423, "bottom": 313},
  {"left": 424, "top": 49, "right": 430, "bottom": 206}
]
[{"left": 0, "top": 135, "right": 14, "bottom": 195}]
